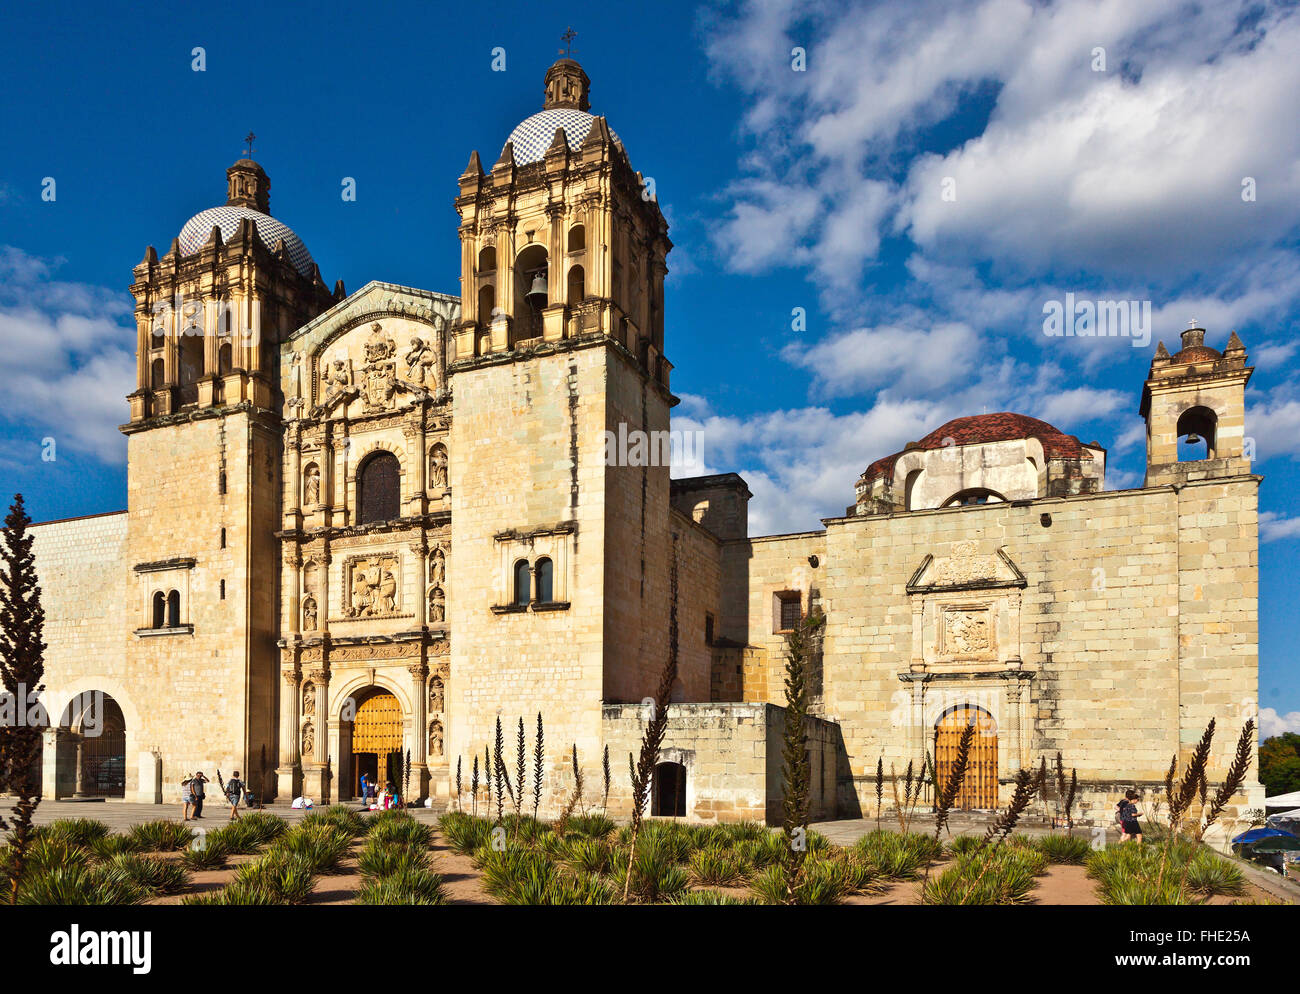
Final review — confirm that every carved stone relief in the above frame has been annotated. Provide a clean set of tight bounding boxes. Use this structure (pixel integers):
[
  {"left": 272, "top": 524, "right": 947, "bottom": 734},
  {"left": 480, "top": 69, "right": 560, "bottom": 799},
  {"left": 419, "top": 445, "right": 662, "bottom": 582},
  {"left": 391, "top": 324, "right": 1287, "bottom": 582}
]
[{"left": 345, "top": 554, "right": 401, "bottom": 618}]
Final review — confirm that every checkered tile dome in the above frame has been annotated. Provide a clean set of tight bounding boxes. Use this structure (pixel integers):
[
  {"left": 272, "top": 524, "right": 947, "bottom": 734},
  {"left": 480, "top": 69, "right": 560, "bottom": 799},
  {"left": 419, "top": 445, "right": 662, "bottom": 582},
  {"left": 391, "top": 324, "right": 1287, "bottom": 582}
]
[
  {"left": 178, "top": 205, "right": 315, "bottom": 277},
  {"left": 505, "top": 109, "right": 621, "bottom": 165}
]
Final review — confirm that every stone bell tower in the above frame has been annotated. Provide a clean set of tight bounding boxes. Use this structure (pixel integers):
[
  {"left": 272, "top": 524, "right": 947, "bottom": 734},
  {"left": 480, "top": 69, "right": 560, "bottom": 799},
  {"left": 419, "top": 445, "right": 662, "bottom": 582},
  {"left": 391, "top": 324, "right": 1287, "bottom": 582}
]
[
  {"left": 121, "top": 155, "right": 336, "bottom": 801},
  {"left": 1140, "top": 325, "right": 1253, "bottom": 487},
  {"left": 445, "top": 57, "right": 677, "bottom": 809}
]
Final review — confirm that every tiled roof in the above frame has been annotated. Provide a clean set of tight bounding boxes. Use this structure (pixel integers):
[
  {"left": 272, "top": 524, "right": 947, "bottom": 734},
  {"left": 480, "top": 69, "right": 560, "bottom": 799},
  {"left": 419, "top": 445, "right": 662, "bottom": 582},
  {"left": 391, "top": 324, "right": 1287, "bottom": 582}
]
[
  {"left": 178, "top": 205, "right": 315, "bottom": 276},
  {"left": 504, "top": 109, "right": 621, "bottom": 165},
  {"left": 1172, "top": 345, "right": 1221, "bottom": 364},
  {"left": 860, "top": 413, "right": 1091, "bottom": 487}
]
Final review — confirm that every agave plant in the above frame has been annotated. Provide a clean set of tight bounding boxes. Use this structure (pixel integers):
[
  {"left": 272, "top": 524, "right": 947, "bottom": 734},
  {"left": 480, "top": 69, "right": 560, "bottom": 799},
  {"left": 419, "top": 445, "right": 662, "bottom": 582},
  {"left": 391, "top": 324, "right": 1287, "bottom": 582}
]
[
  {"left": 357, "top": 840, "right": 431, "bottom": 878},
  {"left": 670, "top": 888, "right": 759, "bottom": 906},
  {"left": 1037, "top": 833, "right": 1091, "bottom": 864},
  {"left": 104, "top": 853, "right": 190, "bottom": 896},
  {"left": 269, "top": 824, "right": 353, "bottom": 875},
  {"left": 128, "top": 820, "right": 195, "bottom": 853},
  {"left": 42, "top": 818, "right": 111, "bottom": 849},
  {"left": 688, "top": 845, "right": 745, "bottom": 887},
  {"left": 356, "top": 866, "right": 447, "bottom": 905},
  {"left": 89, "top": 834, "right": 143, "bottom": 859},
  {"left": 17, "top": 863, "right": 143, "bottom": 905},
  {"left": 438, "top": 811, "right": 494, "bottom": 855}
]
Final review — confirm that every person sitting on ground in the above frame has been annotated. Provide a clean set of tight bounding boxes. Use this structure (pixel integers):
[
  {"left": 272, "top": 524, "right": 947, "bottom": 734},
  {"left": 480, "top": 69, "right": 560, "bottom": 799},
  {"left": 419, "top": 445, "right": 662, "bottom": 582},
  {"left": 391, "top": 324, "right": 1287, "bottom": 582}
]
[{"left": 1117, "top": 789, "right": 1143, "bottom": 843}]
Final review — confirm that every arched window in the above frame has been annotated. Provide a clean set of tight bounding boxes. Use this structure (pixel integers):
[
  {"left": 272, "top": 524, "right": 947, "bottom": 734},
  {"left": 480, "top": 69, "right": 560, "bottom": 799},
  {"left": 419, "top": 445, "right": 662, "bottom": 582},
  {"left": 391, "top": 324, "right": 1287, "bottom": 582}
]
[
  {"left": 152, "top": 591, "right": 166, "bottom": 629},
  {"left": 358, "top": 452, "right": 401, "bottom": 524},
  {"left": 514, "top": 244, "right": 549, "bottom": 343},
  {"left": 218, "top": 342, "right": 233, "bottom": 375},
  {"left": 514, "top": 560, "right": 531, "bottom": 607},
  {"left": 166, "top": 590, "right": 180, "bottom": 628},
  {"left": 478, "top": 245, "right": 496, "bottom": 273},
  {"left": 478, "top": 284, "right": 496, "bottom": 327},
  {"left": 219, "top": 527, "right": 226, "bottom": 549},
  {"left": 567, "top": 225, "right": 586, "bottom": 252},
  {"left": 567, "top": 265, "right": 585, "bottom": 305},
  {"left": 1177, "top": 405, "right": 1218, "bottom": 461},
  {"left": 150, "top": 358, "right": 165, "bottom": 389},
  {"left": 904, "top": 469, "right": 923, "bottom": 511},
  {"left": 942, "top": 488, "right": 1005, "bottom": 508},
  {"left": 178, "top": 334, "right": 203, "bottom": 405},
  {"left": 535, "top": 557, "right": 554, "bottom": 604}
]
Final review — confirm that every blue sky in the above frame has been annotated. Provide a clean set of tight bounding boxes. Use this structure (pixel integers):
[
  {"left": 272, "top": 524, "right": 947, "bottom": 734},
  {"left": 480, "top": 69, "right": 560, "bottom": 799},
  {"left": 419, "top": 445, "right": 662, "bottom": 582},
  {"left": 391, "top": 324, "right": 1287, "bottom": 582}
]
[{"left": 1, "top": 0, "right": 1297, "bottom": 732}]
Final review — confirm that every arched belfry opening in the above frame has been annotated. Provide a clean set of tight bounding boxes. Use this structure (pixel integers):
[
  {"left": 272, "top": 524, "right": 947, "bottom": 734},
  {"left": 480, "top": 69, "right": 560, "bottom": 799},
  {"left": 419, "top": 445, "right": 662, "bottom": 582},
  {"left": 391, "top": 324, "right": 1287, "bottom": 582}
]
[
  {"left": 513, "top": 244, "right": 549, "bottom": 345},
  {"left": 1176, "top": 405, "right": 1217, "bottom": 461}
]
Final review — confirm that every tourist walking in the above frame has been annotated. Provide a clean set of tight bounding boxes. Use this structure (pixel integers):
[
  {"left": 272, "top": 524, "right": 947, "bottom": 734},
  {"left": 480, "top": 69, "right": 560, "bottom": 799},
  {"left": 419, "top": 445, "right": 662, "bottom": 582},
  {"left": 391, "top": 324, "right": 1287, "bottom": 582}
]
[
  {"left": 181, "top": 776, "right": 194, "bottom": 822},
  {"left": 1116, "top": 789, "right": 1143, "bottom": 843},
  {"left": 191, "top": 771, "right": 209, "bottom": 818},
  {"left": 225, "top": 770, "right": 246, "bottom": 821}
]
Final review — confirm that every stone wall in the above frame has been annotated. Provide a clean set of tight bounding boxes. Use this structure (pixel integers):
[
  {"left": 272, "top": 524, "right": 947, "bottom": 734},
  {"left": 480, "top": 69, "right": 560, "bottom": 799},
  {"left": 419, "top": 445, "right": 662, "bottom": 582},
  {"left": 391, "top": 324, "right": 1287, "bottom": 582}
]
[{"left": 602, "top": 702, "right": 842, "bottom": 824}]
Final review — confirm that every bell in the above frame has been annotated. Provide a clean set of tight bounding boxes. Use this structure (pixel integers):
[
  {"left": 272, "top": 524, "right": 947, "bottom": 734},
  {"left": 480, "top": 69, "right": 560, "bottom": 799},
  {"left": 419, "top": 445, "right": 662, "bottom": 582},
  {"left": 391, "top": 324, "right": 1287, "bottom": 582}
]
[
  {"left": 526, "top": 272, "right": 548, "bottom": 307},
  {"left": 1185, "top": 433, "right": 1201, "bottom": 445}
]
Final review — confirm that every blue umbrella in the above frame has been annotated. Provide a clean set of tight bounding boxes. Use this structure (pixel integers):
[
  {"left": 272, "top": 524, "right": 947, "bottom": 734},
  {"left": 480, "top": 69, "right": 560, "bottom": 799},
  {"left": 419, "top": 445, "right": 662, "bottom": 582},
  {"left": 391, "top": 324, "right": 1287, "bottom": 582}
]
[{"left": 1231, "top": 826, "right": 1297, "bottom": 845}]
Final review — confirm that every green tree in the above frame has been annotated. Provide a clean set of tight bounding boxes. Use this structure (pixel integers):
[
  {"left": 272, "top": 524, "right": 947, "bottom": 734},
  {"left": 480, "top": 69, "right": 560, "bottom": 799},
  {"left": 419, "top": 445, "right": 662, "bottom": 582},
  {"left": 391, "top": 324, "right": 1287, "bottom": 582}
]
[
  {"left": 1259, "top": 732, "right": 1300, "bottom": 796},
  {"left": 0, "top": 494, "right": 47, "bottom": 903}
]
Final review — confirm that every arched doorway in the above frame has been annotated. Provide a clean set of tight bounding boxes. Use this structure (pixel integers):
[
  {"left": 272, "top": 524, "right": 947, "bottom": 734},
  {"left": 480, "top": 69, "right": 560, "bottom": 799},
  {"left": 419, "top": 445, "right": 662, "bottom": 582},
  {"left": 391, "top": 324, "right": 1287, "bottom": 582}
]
[
  {"left": 350, "top": 690, "right": 403, "bottom": 798},
  {"left": 59, "top": 693, "right": 127, "bottom": 799},
  {"left": 935, "top": 705, "right": 998, "bottom": 809},
  {"left": 652, "top": 761, "right": 686, "bottom": 817}
]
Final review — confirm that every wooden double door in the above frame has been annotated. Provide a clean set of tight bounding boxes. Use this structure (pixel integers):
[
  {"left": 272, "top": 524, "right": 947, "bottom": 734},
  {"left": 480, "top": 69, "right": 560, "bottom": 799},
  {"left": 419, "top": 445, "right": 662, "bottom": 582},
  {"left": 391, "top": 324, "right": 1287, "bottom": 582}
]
[
  {"left": 935, "top": 706, "right": 998, "bottom": 809},
  {"left": 352, "top": 691, "right": 403, "bottom": 797}
]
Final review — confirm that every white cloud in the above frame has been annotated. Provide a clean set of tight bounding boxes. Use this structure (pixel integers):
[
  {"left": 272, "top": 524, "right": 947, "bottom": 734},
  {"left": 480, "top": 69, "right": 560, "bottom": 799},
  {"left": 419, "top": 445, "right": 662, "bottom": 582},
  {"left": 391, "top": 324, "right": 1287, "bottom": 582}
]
[
  {"left": 1260, "top": 512, "right": 1300, "bottom": 544},
  {"left": 0, "top": 247, "right": 135, "bottom": 463},
  {"left": 1247, "top": 393, "right": 1300, "bottom": 465},
  {"left": 781, "top": 321, "right": 982, "bottom": 398},
  {"left": 1259, "top": 706, "right": 1300, "bottom": 739}
]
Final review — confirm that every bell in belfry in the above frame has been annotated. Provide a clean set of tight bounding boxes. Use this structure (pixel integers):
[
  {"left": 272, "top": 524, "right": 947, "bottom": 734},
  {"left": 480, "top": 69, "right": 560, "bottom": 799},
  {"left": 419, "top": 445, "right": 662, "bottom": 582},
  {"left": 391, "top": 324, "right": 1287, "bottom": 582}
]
[{"left": 526, "top": 271, "right": 548, "bottom": 307}]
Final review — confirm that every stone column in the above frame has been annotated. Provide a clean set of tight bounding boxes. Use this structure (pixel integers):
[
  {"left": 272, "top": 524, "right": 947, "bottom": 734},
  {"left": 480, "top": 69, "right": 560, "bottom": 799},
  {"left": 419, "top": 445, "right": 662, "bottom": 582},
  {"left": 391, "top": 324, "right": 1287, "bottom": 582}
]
[
  {"left": 413, "top": 540, "right": 428, "bottom": 628},
  {"left": 41, "top": 728, "right": 61, "bottom": 800},
  {"left": 276, "top": 669, "right": 301, "bottom": 801},
  {"left": 410, "top": 663, "right": 429, "bottom": 801},
  {"left": 286, "top": 549, "right": 302, "bottom": 636},
  {"left": 311, "top": 668, "right": 329, "bottom": 766},
  {"left": 320, "top": 547, "right": 332, "bottom": 635},
  {"left": 287, "top": 433, "right": 302, "bottom": 516},
  {"left": 73, "top": 736, "right": 87, "bottom": 797}
]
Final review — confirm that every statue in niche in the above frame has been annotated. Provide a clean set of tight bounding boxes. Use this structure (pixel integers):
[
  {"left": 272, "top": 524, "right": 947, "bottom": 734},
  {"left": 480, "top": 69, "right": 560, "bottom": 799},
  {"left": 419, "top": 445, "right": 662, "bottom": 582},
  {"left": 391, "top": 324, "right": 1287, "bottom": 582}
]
[
  {"left": 302, "top": 597, "right": 318, "bottom": 633},
  {"left": 429, "top": 720, "right": 443, "bottom": 758},
  {"left": 304, "top": 465, "right": 320, "bottom": 507},
  {"left": 429, "top": 444, "right": 448, "bottom": 490},
  {"left": 302, "top": 682, "right": 316, "bottom": 717},
  {"left": 428, "top": 675, "right": 444, "bottom": 713},
  {"left": 430, "top": 548, "right": 445, "bottom": 585},
  {"left": 428, "top": 586, "right": 445, "bottom": 624},
  {"left": 403, "top": 336, "right": 435, "bottom": 386},
  {"left": 301, "top": 721, "right": 314, "bottom": 758}
]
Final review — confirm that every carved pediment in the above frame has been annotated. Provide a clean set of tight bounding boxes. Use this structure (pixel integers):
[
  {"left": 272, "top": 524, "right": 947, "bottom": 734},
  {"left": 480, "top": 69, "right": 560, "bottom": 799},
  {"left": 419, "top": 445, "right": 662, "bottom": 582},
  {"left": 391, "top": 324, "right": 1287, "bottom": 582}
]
[{"left": 907, "top": 542, "right": 1026, "bottom": 594}]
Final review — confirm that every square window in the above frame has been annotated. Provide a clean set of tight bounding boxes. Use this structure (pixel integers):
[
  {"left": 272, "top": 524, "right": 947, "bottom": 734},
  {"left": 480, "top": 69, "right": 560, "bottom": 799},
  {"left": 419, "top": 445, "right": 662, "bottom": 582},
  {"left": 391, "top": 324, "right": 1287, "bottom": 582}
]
[{"left": 774, "top": 591, "right": 801, "bottom": 633}]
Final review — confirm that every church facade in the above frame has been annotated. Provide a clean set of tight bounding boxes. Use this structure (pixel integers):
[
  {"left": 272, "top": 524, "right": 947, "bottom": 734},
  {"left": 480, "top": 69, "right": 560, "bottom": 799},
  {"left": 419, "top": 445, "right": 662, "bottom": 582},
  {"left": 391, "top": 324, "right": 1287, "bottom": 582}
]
[{"left": 27, "top": 59, "right": 1263, "bottom": 830}]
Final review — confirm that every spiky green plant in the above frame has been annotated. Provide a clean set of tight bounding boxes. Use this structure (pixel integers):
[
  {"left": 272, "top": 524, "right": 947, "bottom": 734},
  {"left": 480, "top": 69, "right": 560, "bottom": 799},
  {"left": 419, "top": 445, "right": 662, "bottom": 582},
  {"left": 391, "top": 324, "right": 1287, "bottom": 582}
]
[
  {"left": 90, "top": 834, "right": 143, "bottom": 859},
  {"left": 778, "top": 609, "right": 822, "bottom": 903},
  {"left": 689, "top": 845, "right": 745, "bottom": 887},
  {"left": 621, "top": 538, "right": 679, "bottom": 901},
  {"left": 532, "top": 712, "right": 544, "bottom": 820},
  {"left": 182, "top": 832, "right": 231, "bottom": 870},
  {"left": 1038, "top": 833, "right": 1091, "bottom": 864},
  {"left": 128, "top": 819, "right": 195, "bottom": 853},
  {"left": 356, "top": 866, "right": 446, "bottom": 905},
  {"left": 471, "top": 753, "right": 480, "bottom": 818},
  {"left": 455, "top": 755, "right": 462, "bottom": 812},
  {"left": 104, "top": 853, "right": 189, "bottom": 896},
  {"left": 43, "top": 818, "right": 110, "bottom": 849},
  {"left": 439, "top": 811, "right": 494, "bottom": 855},
  {"left": 874, "top": 757, "right": 884, "bottom": 832},
  {"left": 515, "top": 717, "right": 526, "bottom": 821},
  {"left": 670, "top": 889, "right": 759, "bottom": 906},
  {"left": 933, "top": 721, "right": 976, "bottom": 841},
  {"left": 602, "top": 743, "right": 611, "bottom": 817}
]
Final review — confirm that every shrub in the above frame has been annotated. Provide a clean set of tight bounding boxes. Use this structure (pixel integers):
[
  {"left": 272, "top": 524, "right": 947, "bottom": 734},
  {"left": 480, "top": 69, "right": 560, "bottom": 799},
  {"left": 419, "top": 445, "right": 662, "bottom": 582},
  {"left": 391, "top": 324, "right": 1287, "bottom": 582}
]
[
  {"left": 269, "top": 824, "right": 353, "bottom": 875},
  {"left": 182, "top": 832, "right": 231, "bottom": 870},
  {"left": 564, "top": 813, "right": 616, "bottom": 839},
  {"left": 368, "top": 817, "right": 432, "bottom": 850},
  {"left": 357, "top": 840, "right": 431, "bottom": 878},
  {"left": 232, "top": 852, "right": 317, "bottom": 904},
  {"left": 43, "top": 818, "right": 110, "bottom": 849},
  {"left": 439, "top": 811, "right": 494, "bottom": 855},
  {"left": 500, "top": 868, "right": 614, "bottom": 906},
  {"left": 688, "top": 845, "right": 745, "bottom": 887},
  {"left": 303, "top": 806, "right": 366, "bottom": 838},
  {"left": 946, "top": 834, "right": 984, "bottom": 857},
  {"left": 1038, "top": 833, "right": 1091, "bottom": 865},
  {"left": 1087, "top": 843, "right": 1205, "bottom": 906},
  {"left": 128, "top": 820, "right": 195, "bottom": 853},
  {"left": 718, "top": 820, "right": 768, "bottom": 844},
  {"left": 104, "top": 853, "right": 189, "bottom": 896},
  {"left": 1183, "top": 851, "right": 1245, "bottom": 898},
  {"left": 562, "top": 837, "right": 616, "bottom": 876},
  {"left": 237, "top": 812, "right": 289, "bottom": 847},
  {"left": 610, "top": 836, "right": 690, "bottom": 903},
  {"left": 855, "top": 831, "right": 940, "bottom": 879},
  {"left": 17, "top": 863, "right": 143, "bottom": 905},
  {"left": 733, "top": 832, "right": 785, "bottom": 871},
  {"left": 24, "top": 836, "right": 91, "bottom": 875},
  {"left": 356, "top": 866, "right": 447, "bottom": 905},
  {"left": 90, "top": 834, "right": 143, "bottom": 859},
  {"left": 669, "top": 889, "right": 759, "bottom": 906},
  {"left": 921, "top": 847, "right": 1044, "bottom": 905}
]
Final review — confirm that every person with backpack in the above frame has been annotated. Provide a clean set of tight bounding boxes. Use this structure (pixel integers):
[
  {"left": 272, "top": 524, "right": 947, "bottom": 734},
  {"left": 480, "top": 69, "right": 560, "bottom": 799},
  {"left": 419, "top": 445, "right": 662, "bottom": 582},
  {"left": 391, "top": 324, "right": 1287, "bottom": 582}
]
[
  {"left": 1116, "top": 789, "right": 1142, "bottom": 843},
  {"left": 225, "top": 770, "right": 246, "bottom": 821}
]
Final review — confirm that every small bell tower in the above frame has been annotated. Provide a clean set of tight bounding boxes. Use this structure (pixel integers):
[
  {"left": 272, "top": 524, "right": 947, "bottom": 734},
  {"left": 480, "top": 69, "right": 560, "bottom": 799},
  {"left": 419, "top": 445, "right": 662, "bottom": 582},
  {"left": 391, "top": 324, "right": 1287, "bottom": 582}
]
[{"left": 1140, "top": 325, "right": 1253, "bottom": 487}]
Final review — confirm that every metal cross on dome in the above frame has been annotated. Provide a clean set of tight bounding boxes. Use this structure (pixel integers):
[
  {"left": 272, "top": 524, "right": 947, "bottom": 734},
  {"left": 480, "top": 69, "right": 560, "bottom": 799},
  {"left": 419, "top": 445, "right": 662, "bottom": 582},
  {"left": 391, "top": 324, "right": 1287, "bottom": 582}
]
[
  {"left": 559, "top": 27, "right": 577, "bottom": 54},
  {"left": 243, "top": 132, "right": 256, "bottom": 158}
]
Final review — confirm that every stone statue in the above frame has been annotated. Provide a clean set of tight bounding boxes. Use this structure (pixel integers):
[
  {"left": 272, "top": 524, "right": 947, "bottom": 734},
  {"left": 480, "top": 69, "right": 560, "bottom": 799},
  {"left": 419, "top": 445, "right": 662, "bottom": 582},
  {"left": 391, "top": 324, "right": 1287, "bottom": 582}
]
[
  {"left": 429, "top": 720, "right": 443, "bottom": 758},
  {"left": 404, "top": 336, "right": 435, "bottom": 385},
  {"left": 350, "top": 568, "right": 373, "bottom": 617},
  {"left": 377, "top": 567, "right": 397, "bottom": 614},
  {"left": 430, "top": 445, "right": 448, "bottom": 489},
  {"left": 301, "top": 721, "right": 314, "bottom": 758},
  {"left": 429, "top": 586, "right": 445, "bottom": 624},
  {"left": 429, "top": 675, "right": 444, "bottom": 713},
  {"left": 321, "top": 357, "right": 353, "bottom": 392},
  {"left": 302, "top": 681, "right": 316, "bottom": 716},
  {"left": 302, "top": 597, "right": 317, "bottom": 632},
  {"left": 304, "top": 465, "right": 320, "bottom": 507},
  {"left": 430, "top": 548, "right": 445, "bottom": 585}
]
